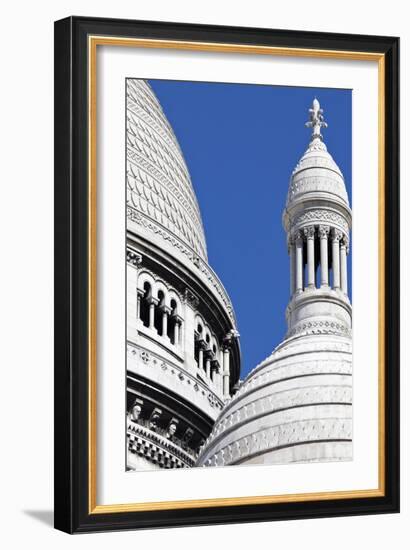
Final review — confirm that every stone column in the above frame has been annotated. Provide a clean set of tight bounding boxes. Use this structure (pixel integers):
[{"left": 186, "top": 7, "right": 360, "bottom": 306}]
[
  {"left": 214, "top": 369, "right": 221, "bottom": 394},
  {"left": 147, "top": 297, "right": 157, "bottom": 329},
  {"left": 289, "top": 237, "right": 296, "bottom": 296},
  {"left": 198, "top": 345, "right": 204, "bottom": 371},
  {"left": 173, "top": 320, "right": 180, "bottom": 346},
  {"left": 304, "top": 226, "right": 315, "bottom": 289},
  {"left": 161, "top": 306, "right": 170, "bottom": 338},
  {"left": 295, "top": 231, "right": 304, "bottom": 293},
  {"left": 182, "top": 289, "right": 199, "bottom": 371},
  {"left": 332, "top": 229, "right": 342, "bottom": 290},
  {"left": 205, "top": 355, "right": 211, "bottom": 379},
  {"left": 223, "top": 347, "right": 230, "bottom": 398},
  {"left": 340, "top": 236, "right": 348, "bottom": 295},
  {"left": 213, "top": 362, "right": 221, "bottom": 393},
  {"left": 319, "top": 225, "right": 330, "bottom": 288}
]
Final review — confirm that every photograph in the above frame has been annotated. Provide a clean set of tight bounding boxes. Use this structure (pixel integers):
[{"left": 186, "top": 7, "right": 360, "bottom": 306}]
[
  {"left": 126, "top": 78, "right": 353, "bottom": 471},
  {"left": 52, "top": 15, "right": 399, "bottom": 533}
]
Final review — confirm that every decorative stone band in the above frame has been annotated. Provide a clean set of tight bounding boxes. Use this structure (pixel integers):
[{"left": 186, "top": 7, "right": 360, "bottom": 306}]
[
  {"left": 200, "top": 415, "right": 352, "bottom": 467},
  {"left": 207, "top": 382, "right": 352, "bottom": 445},
  {"left": 287, "top": 173, "right": 348, "bottom": 206},
  {"left": 127, "top": 421, "right": 195, "bottom": 468},
  {"left": 224, "top": 339, "right": 352, "bottom": 411},
  {"left": 127, "top": 342, "right": 224, "bottom": 410},
  {"left": 127, "top": 206, "right": 237, "bottom": 326},
  {"left": 286, "top": 319, "right": 352, "bottom": 339},
  {"left": 286, "top": 209, "right": 350, "bottom": 239}
]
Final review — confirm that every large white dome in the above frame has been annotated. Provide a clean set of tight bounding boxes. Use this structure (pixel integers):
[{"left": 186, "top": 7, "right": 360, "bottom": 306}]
[
  {"left": 127, "top": 79, "right": 208, "bottom": 260},
  {"left": 197, "top": 334, "right": 352, "bottom": 466}
]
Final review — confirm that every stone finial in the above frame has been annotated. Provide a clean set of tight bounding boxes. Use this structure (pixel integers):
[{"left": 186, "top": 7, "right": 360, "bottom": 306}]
[{"left": 305, "top": 98, "right": 328, "bottom": 140}]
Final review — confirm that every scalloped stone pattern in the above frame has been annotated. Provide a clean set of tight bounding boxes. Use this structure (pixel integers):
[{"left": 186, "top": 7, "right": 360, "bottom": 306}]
[
  {"left": 286, "top": 141, "right": 349, "bottom": 206},
  {"left": 197, "top": 334, "right": 352, "bottom": 466},
  {"left": 127, "top": 79, "right": 208, "bottom": 260}
]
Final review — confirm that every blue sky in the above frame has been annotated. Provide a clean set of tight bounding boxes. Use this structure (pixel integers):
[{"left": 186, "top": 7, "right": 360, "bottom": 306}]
[{"left": 149, "top": 79, "right": 352, "bottom": 378}]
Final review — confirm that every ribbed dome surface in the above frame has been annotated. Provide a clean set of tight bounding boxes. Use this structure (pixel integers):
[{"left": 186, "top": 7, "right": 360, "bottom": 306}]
[
  {"left": 286, "top": 139, "right": 349, "bottom": 207},
  {"left": 197, "top": 334, "right": 352, "bottom": 466},
  {"left": 127, "top": 80, "right": 208, "bottom": 260}
]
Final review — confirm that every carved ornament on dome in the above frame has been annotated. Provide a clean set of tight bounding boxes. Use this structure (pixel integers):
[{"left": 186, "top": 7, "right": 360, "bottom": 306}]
[
  {"left": 183, "top": 288, "right": 200, "bottom": 309},
  {"left": 127, "top": 343, "right": 224, "bottom": 409},
  {"left": 287, "top": 319, "right": 351, "bottom": 339},
  {"left": 318, "top": 225, "right": 331, "bottom": 238},
  {"left": 303, "top": 225, "right": 315, "bottom": 239},
  {"left": 292, "top": 155, "right": 341, "bottom": 176},
  {"left": 226, "top": 359, "right": 352, "bottom": 410},
  {"left": 126, "top": 250, "right": 142, "bottom": 266},
  {"left": 290, "top": 209, "right": 350, "bottom": 234},
  {"left": 332, "top": 228, "right": 344, "bottom": 242},
  {"left": 200, "top": 416, "right": 352, "bottom": 467},
  {"left": 287, "top": 176, "right": 347, "bottom": 205},
  {"left": 206, "top": 384, "right": 352, "bottom": 449}
]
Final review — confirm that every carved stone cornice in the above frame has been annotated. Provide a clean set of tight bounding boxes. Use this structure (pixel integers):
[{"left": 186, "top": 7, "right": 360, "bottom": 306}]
[
  {"left": 127, "top": 343, "right": 224, "bottom": 409},
  {"left": 332, "top": 228, "right": 343, "bottom": 242},
  {"left": 182, "top": 288, "right": 199, "bottom": 309},
  {"left": 127, "top": 421, "right": 196, "bottom": 468},
  {"left": 145, "top": 295, "right": 159, "bottom": 307},
  {"left": 303, "top": 225, "right": 315, "bottom": 239},
  {"left": 341, "top": 234, "right": 350, "bottom": 253},
  {"left": 295, "top": 229, "right": 304, "bottom": 244},
  {"left": 318, "top": 224, "right": 330, "bottom": 239},
  {"left": 289, "top": 209, "right": 350, "bottom": 235},
  {"left": 126, "top": 250, "right": 142, "bottom": 266}
]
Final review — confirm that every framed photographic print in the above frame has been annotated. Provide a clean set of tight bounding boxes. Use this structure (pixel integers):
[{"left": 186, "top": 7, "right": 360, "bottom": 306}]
[{"left": 54, "top": 16, "right": 400, "bottom": 533}]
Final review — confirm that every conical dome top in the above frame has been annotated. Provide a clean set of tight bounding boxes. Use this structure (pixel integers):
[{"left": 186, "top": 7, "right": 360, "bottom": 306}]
[{"left": 286, "top": 99, "right": 349, "bottom": 208}]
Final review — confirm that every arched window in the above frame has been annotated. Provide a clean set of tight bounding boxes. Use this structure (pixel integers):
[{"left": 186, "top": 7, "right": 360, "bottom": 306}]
[
  {"left": 168, "top": 299, "right": 177, "bottom": 343},
  {"left": 154, "top": 290, "right": 165, "bottom": 335},
  {"left": 139, "top": 282, "right": 151, "bottom": 327}
]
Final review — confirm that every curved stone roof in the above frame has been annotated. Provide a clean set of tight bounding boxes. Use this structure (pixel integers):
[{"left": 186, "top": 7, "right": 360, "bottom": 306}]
[
  {"left": 197, "top": 334, "right": 352, "bottom": 466},
  {"left": 286, "top": 138, "right": 349, "bottom": 208},
  {"left": 127, "top": 79, "right": 208, "bottom": 260}
]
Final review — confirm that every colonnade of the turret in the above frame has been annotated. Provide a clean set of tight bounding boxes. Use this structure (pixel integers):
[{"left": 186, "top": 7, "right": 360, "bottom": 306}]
[{"left": 289, "top": 225, "right": 349, "bottom": 296}]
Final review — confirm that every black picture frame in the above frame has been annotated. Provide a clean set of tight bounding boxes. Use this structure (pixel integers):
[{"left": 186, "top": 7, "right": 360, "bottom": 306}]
[{"left": 54, "top": 15, "right": 400, "bottom": 533}]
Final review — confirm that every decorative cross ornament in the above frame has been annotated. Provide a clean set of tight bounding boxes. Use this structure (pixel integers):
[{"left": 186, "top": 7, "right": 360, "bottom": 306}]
[{"left": 305, "top": 98, "right": 328, "bottom": 139}]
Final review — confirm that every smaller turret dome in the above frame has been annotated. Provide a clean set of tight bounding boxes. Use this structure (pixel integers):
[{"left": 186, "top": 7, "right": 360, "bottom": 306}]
[
  {"left": 286, "top": 140, "right": 348, "bottom": 207},
  {"left": 286, "top": 99, "right": 349, "bottom": 208}
]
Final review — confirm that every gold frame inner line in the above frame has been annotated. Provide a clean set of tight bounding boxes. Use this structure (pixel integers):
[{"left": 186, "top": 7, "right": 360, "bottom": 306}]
[{"left": 87, "top": 35, "right": 385, "bottom": 514}]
